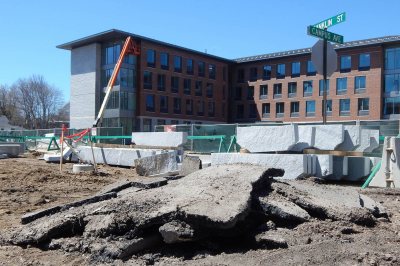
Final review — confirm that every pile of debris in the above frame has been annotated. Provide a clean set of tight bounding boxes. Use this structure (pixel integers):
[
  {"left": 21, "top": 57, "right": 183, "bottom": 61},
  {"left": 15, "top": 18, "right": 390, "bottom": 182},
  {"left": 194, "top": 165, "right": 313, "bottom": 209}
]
[{"left": 2, "top": 164, "right": 386, "bottom": 263}]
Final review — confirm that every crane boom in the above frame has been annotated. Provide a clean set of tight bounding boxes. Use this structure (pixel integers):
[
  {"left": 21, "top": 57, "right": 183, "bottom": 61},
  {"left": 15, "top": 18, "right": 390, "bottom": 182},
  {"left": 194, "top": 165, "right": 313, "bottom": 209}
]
[{"left": 93, "top": 36, "right": 140, "bottom": 127}]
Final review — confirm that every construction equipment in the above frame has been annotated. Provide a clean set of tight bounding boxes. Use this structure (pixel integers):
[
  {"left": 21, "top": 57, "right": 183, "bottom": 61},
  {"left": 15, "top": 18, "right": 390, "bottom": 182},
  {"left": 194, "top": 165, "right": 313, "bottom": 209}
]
[{"left": 92, "top": 36, "right": 140, "bottom": 128}]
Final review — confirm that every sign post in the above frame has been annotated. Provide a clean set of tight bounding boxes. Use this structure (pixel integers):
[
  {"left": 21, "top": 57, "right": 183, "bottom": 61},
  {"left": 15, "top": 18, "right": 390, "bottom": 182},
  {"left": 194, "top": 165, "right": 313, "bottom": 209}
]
[{"left": 307, "top": 13, "right": 345, "bottom": 124}]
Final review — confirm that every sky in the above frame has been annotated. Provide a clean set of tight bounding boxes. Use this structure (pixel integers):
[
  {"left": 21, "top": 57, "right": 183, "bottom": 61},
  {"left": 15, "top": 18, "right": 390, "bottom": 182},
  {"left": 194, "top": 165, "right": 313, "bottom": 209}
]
[{"left": 1, "top": 0, "right": 399, "bottom": 103}]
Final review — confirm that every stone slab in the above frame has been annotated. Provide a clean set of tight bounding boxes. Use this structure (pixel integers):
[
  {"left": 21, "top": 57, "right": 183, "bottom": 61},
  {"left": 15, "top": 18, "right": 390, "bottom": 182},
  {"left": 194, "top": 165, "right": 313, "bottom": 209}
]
[
  {"left": 357, "top": 129, "right": 380, "bottom": 152},
  {"left": 72, "top": 164, "right": 94, "bottom": 174},
  {"left": 0, "top": 154, "right": 8, "bottom": 159},
  {"left": 97, "top": 180, "right": 133, "bottom": 195},
  {"left": 21, "top": 192, "right": 117, "bottom": 224},
  {"left": 0, "top": 144, "right": 20, "bottom": 157},
  {"left": 179, "top": 155, "right": 202, "bottom": 176},
  {"left": 134, "top": 151, "right": 178, "bottom": 176},
  {"left": 77, "top": 146, "right": 157, "bottom": 167},
  {"left": 131, "top": 132, "right": 188, "bottom": 147},
  {"left": 291, "top": 124, "right": 344, "bottom": 151},
  {"left": 131, "top": 177, "right": 168, "bottom": 189},
  {"left": 236, "top": 124, "right": 298, "bottom": 152}
]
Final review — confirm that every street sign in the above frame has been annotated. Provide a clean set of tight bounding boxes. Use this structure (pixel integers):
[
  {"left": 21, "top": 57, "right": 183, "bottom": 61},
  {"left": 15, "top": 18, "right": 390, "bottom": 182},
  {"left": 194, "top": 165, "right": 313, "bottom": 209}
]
[
  {"left": 307, "top": 26, "right": 344, "bottom": 44},
  {"left": 311, "top": 40, "right": 337, "bottom": 77},
  {"left": 314, "top": 12, "right": 346, "bottom": 29}
]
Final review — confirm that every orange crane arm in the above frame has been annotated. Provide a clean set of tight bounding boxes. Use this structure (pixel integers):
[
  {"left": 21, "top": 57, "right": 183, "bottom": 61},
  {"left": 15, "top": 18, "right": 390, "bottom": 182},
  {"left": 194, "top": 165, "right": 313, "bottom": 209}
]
[{"left": 93, "top": 36, "right": 140, "bottom": 127}]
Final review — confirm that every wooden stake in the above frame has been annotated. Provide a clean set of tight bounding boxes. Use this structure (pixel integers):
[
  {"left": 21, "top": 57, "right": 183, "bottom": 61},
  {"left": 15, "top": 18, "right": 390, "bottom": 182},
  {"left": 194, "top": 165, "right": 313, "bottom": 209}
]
[
  {"left": 89, "top": 129, "right": 98, "bottom": 172},
  {"left": 59, "top": 125, "right": 64, "bottom": 173}
]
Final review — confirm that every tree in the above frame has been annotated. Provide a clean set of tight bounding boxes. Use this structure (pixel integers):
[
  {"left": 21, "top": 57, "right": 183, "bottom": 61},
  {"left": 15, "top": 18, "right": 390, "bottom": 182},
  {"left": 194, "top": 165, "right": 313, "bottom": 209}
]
[{"left": 12, "top": 75, "right": 64, "bottom": 129}]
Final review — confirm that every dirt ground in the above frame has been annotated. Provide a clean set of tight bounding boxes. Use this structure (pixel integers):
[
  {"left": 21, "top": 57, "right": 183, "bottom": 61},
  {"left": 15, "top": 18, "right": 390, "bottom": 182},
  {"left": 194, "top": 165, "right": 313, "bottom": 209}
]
[{"left": 0, "top": 153, "right": 400, "bottom": 265}]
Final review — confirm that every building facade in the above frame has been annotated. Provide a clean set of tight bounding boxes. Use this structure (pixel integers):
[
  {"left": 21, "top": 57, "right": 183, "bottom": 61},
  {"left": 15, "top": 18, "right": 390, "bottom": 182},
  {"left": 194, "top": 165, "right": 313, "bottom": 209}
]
[{"left": 57, "top": 30, "right": 400, "bottom": 132}]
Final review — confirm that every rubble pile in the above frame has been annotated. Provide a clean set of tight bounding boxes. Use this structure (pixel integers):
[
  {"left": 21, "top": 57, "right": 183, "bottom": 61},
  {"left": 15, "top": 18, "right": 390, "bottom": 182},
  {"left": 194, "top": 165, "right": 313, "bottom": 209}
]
[{"left": 4, "top": 164, "right": 386, "bottom": 263}]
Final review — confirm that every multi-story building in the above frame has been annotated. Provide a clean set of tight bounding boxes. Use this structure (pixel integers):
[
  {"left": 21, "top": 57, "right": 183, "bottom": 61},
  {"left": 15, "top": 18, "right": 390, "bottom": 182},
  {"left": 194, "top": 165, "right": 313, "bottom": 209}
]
[{"left": 57, "top": 30, "right": 400, "bottom": 132}]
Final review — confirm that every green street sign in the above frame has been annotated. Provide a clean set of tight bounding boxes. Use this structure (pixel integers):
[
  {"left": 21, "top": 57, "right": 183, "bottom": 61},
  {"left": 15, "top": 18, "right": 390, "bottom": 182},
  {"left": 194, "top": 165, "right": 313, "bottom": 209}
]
[
  {"left": 314, "top": 12, "right": 346, "bottom": 29},
  {"left": 307, "top": 26, "right": 344, "bottom": 44}
]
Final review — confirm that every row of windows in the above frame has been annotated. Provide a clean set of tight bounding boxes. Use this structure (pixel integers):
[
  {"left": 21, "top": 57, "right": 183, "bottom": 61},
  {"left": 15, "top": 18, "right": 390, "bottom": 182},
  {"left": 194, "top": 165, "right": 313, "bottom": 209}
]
[
  {"left": 235, "top": 98, "right": 369, "bottom": 120},
  {"left": 102, "top": 68, "right": 136, "bottom": 88},
  {"left": 146, "top": 49, "right": 223, "bottom": 80},
  {"left": 102, "top": 43, "right": 137, "bottom": 66},
  {"left": 143, "top": 71, "right": 226, "bottom": 98},
  {"left": 104, "top": 91, "right": 135, "bottom": 110},
  {"left": 145, "top": 94, "right": 223, "bottom": 117},
  {"left": 237, "top": 53, "right": 370, "bottom": 82},
  {"left": 236, "top": 76, "right": 367, "bottom": 100},
  {"left": 385, "top": 48, "right": 400, "bottom": 71}
]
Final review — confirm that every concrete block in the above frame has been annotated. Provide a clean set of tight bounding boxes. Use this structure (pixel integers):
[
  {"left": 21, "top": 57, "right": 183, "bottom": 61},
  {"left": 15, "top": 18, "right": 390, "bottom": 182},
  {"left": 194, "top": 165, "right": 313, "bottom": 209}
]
[
  {"left": 346, "top": 157, "right": 372, "bottom": 181},
  {"left": 0, "top": 142, "right": 25, "bottom": 154},
  {"left": 291, "top": 125, "right": 344, "bottom": 151},
  {"left": 134, "top": 151, "right": 178, "bottom": 176},
  {"left": 131, "top": 177, "right": 168, "bottom": 189},
  {"left": 131, "top": 132, "right": 188, "bottom": 147},
  {"left": 0, "top": 144, "right": 20, "bottom": 157},
  {"left": 43, "top": 154, "right": 61, "bottom": 163},
  {"left": 337, "top": 125, "right": 360, "bottom": 151},
  {"left": 77, "top": 146, "right": 157, "bottom": 167},
  {"left": 357, "top": 129, "right": 380, "bottom": 152},
  {"left": 211, "top": 153, "right": 334, "bottom": 180},
  {"left": 236, "top": 124, "right": 298, "bottom": 152},
  {"left": 179, "top": 155, "right": 202, "bottom": 176},
  {"left": 73, "top": 164, "right": 94, "bottom": 174},
  {"left": 337, "top": 126, "right": 379, "bottom": 152},
  {"left": 0, "top": 154, "right": 8, "bottom": 159}
]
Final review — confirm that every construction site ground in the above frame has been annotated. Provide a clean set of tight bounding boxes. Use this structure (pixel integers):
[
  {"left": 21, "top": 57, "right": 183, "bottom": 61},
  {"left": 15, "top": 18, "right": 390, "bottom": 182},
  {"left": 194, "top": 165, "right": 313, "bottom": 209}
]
[{"left": 0, "top": 153, "right": 400, "bottom": 265}]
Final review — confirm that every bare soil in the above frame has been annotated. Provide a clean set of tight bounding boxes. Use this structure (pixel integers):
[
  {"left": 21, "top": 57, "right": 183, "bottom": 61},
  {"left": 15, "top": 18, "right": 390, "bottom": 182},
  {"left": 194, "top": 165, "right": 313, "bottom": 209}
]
[{"left": 0, "top": 154, "right": 400, "bottom": 265}]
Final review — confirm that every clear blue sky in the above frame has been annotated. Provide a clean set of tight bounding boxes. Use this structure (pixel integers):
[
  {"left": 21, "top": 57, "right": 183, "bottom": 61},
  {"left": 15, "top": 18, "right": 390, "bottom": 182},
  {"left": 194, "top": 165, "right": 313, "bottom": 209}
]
[{"left": 1, "top": 0, "right": 399, "bottom": 103}]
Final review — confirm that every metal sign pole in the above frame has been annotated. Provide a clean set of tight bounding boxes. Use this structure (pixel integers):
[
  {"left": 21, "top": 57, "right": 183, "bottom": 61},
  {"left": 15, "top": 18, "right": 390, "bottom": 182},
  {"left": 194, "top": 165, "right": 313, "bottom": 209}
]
[{"left": 323, "top": 28, "right": 328, "bottom": 125}]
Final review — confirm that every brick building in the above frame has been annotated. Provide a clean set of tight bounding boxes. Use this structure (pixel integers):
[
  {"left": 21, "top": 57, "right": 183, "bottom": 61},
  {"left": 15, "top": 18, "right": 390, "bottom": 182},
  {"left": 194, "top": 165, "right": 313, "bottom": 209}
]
[{"left": 57, "top": 30, "right": 400, "bottom": 132}]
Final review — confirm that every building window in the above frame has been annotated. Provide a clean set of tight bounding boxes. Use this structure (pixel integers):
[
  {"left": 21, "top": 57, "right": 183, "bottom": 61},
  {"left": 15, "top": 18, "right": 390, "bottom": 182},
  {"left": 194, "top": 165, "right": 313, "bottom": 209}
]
[
  {"left": 195, "top": 81, "right": 203, "bottom": 96},
  {"left": 249, "top": 104, "right": 257, "bottom": 118},
  {"left": 307, "top": 60, "right": 316, "bottom": 76},
  {"left": 173, "top": 98, "right": 181, "bottom": 114},
  {"left": 336, "top": 77, "right": 347, "bottom": 95},
  {"left": 262, "top": 103, "right": 270, "bottom": 118},
  {"left": 197, "top": 100, "right": 205, "bottom": 116},
  {"left": 385, "top": 47, "right": 400, "bottom": 70},
  {"left": 263, "top": 65, "right": 272, "bottom": 80},
  {"left": 250, "top": 67, "right": 258, "bottom": 81},
  {"left": 355, "top": 76, "right": 366, "bottom": 94},
  {"left": 288, "top": 82, "right": 297, "bottom": 98},
  {"left": 184, "top": 79, "right": 191, "bottom": 95},
  {"left": 160, "top": 95, "right": 168, "bottom": 113},
  {"left": 319, "top": 79, "right": 330, "bottom": 96},
  {"left": 160, "top": 52, "right": 169, "bottom": 70},
  {"left": 209, "top": 64, "right": 216, "bottom": 79},
  {"left": 157, "top": 119, "right": 166, "bottom": 126},
  {"left": 186, "top": 59, "right": 194, "bottom": 74},
  {"left": 339, "top": 99, "right": 350, "bottom": 116},
  {"left": 359, "top": 53, "right": 370, "bottom": 70},
  {"left": 198, "top": 61, "right": 205, "bottom": 77},
  {"left": 186, "top": 99, "right": 193, "bottom": 115},
  {"left": 237, "top": 69, "right": 245, "bottom": 83},
  {"left": 146, "top": 94, "right": 155, "bottom": 112},
  {"left": 276, "top": 102, "right": 285, "bottom": 118},
  {"left": 292, "top": 62, "right": 301, "bottom": 77},
  {"left": 171, "top": 120, "right": 179, "bottom": 125},
  {"left": 120, "top": 92, "right": 134, "bottom": 110},
  {"left": 306, "top": 100, "right": 316, "bottom": 117},
  {"left": 157, "top": 74, "right": 166, "bottom": 91},
  {"left": 323, "top": 99, "right": 333, "bottom": 116},
  {"left": 235, "top": 86, "right": 242, "bottom": 100},
  {"left": 358, "top": 98, "right": 369, "bottom": 116},
  {"left": 171, "top": 76, "right": 179, "bottom": 93},
  {"left": 103, "top": 43, "right": 121, "bottom": 65},
  {"left": 143, "top": 118, "right": 152, "bottom": 132},
  {"left": 147, "top": 49, "right": 156, "bottom": 68},
  {"left": 236, "top": 104, "right": 244, "bottom": 119},
  {"left": 340, "top": 55, "right": 351, "bottom": 72},
  {"left": 206, "top": 83, "right": 214, "bottom": 98},
  {"left": 174, "top": 56, "right": 182, "bottom": 72},
  {"left": 208, "top": 102, "right": 215, "bottom": 117},
  {"left": 384, "top": 74, "right": 400, "bottom": 95},
  {"left": 277, "top": 64, "right": 286, "bottom": 79},
  {"left": 119, "top": 68, "right": 135, "bottom": 88},
  {"left": 247, "top": 86, "right": 254, "bottom": 100},
  {"left": 303, "top": 80, "right": 313, "bottom": 97},
  {"left": 290, "top": 101, "right": 300, "bottom": 117},
  {"left": 273, "top": 83, "right": 282, "bottom": 99},
  {"left": 106, "top": 91, "right": 119, "bottom": 109},
  {"left": 384, "top": 97, "right": 400, "bottom": 115},
  {"left": 260, "top": 85, "right": 268, "bottom": 99},
  {"left": 144, "top": 71, "right": 152, "bottom": 90}
]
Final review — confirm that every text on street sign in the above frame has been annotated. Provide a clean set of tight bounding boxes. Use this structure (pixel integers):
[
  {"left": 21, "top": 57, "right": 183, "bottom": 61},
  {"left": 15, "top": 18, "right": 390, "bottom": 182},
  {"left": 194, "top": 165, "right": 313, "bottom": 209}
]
[
  {"left": 313, "top": 12, "right": 346, "bottom": 29},
  {"left": 307, "top": 26, "right": 344, "bottom": 44}
]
